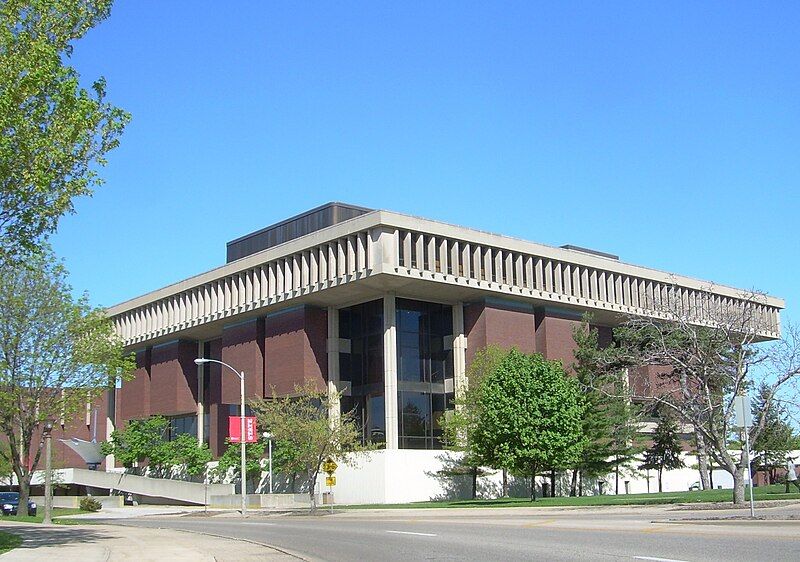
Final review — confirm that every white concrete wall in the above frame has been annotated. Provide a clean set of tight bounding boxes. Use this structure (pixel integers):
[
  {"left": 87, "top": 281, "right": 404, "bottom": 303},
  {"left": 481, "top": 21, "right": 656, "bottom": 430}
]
[
  {"left": 321, "top": 449, "right": 475, "bottom": 504},
  {"left": 324, "top": 450, "right": 388, "bottom": 504},
  {"left": 320, "top": 449, "right": 797, "bottom": 505}
]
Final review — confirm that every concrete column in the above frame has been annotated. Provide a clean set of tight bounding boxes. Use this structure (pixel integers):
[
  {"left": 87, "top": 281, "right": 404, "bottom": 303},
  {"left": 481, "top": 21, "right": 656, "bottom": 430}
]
[
  {"left": 105, "top": 387, "right": 116, "bottom": 470},
  {"left": 327, "top": 306, "right": 341, "bottom": 427},
  {"left": 197, "top": 341, "right": 205, "bottom": 445},
  {"left": 452, "top": 302, "right": 467, "bottom": 402},
  {"left": 370, "top": 227, "right": 398, "bottom": 274},
  {"left": 383, "top": 293, "right": 399, "bottom": 449}
]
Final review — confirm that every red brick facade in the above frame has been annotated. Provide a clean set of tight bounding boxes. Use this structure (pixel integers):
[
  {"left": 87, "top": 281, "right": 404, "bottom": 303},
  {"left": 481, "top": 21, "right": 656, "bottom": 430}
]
[
  {"left": 119, "top": 349, "right": 151, "bottom": 421},
  {"left": 534, "top": 310, "right": 582, "bottom": 369},
  {"left": 149, "top": 341, "right": 198, "bottom": 417},
  {"left": 464, "top": 301, "right": 537, "bottom": 365},
  {"left": 107, "top": 299, "right": 652, "bottom": 462},
  {"left": 464, "top": 300, "right": 585, "bottom": 372},
  {"left": 221, "top": 319, "right": 265, "bottom": 404},
  {"left": 264, "top": 306, "right": 328, "bottom": 395}
]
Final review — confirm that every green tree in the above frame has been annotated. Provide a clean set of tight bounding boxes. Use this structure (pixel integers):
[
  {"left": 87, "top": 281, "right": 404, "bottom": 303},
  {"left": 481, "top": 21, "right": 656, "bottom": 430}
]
[
  {"left": 100, "top": 416, "right": 172, "bottom": 474},
  {"left": 639, "top": 408, "right": 685, "bottom": 492},
  {"left": 441, "top": 345, "right": 504, "bottom": 499},
  {"left": 0, "top": 442, "right": 11, "bottom": 485},
  {"left": 168, "top": 433, "right": 212, "bottom": 478},
  {"left": 0, "top": 0, "right": 130, "bottom": 262},
  {"left": 571, "top": 321, "right": 642, "bottom": 496},
  {"left": 271, "top": 439, "right": 304, "bottom": 492},
  {"left": 251, "top": 379, "right": 368, "bottom": 511},
  {"left": 472, "top": 349, "right": 585, "bottom": 501},
  {"left": 213, "top": 438, "right": 267, "bottom": 493},
  {"left": 0, "top": 248, "right": 133, "bottom": 518},
  {"left": 751, "top": 384, "right": 796, "bottom": 484},
  {"left": 102, "top": 417, "right": 212, "bottom": 478}
]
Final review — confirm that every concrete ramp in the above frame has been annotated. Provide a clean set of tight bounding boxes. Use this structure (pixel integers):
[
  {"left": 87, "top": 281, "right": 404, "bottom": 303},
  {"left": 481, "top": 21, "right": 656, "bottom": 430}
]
[{"left": 40, "top": 468, "right": 234, "bottom": 505}]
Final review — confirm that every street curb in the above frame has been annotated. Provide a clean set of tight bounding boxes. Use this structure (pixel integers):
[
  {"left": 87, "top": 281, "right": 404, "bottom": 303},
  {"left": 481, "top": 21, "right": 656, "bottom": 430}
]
[
  {"left": 112, "top": 522, "right": 316, "bottom": 561},
  {"left": 655, "top": 518, "right": 800, "bottom": 525}
]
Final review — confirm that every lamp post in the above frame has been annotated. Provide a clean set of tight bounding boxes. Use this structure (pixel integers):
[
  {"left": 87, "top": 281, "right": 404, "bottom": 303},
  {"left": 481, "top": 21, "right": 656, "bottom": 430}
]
[
  {"left": 263, "top": 432, "right": 273, "bottom": 494},
  {"left": 194, "top": 358, "right": 247, "bottom": 517},
  {"left": 42, "top": 420, "right": 54, "bottom": 525}
]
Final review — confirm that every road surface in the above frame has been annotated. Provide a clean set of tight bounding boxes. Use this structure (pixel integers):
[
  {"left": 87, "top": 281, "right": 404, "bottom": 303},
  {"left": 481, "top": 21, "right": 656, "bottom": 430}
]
[{"left": 102, "top": 504, "right": 800, "bottom": 561}]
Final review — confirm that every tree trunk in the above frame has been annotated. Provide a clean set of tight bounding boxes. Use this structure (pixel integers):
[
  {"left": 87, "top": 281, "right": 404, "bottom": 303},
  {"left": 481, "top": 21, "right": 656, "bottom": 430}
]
[
  {"left": 550, "top": 468, "right": 556, "bottom": 497},
  {"left": 16, "top": 473, "right": 31, "bottom": 521},
  {"left": 530, "top": 463, "right": 538, "bottom": 502},
  {"left": 471, "top": 467, "right": 478, "bottom": 500},
  {"left": 732, "top": 465, "right": 746, "bottom": 505},
  {"left": 657, "top": 469, "right": 663, "bottom": 493},
  {"left": 570, "top": 469, "right": 578, "bottom": 497},
  {"left": 695, "top": 432, "right": 711, "bottom": 490},
  {"left": 615, "top": 458, "right": 620, "bottom": 494},
  {"left": 578, "top": 474, "right": 583, "bottom": 497},
  {"left": 309, "top": 470, "right": 318, "bottom": 512},
  {"left": 502, "top": 468, "right": 508, "bottom": 498}
]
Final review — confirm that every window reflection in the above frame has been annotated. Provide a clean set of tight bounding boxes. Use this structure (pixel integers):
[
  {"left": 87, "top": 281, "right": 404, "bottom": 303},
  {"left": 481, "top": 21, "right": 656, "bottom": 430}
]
[
  {"left": 396, "top": 299, "right": 454, "bottom": 449},
  {"left": 339, "top": 299, "right": 385, "bottom": 445}
]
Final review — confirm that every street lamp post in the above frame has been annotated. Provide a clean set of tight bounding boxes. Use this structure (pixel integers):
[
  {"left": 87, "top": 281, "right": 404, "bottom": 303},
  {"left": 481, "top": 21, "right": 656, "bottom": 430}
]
[
  {"left": 194, "top": 358, "right": 247, "bottom": 517},
  {"left": 42, "top": 420, "right": 54, "bottom": 525},
  {"left": 263, "top": 432, "right": 273, "bottom": 494}
]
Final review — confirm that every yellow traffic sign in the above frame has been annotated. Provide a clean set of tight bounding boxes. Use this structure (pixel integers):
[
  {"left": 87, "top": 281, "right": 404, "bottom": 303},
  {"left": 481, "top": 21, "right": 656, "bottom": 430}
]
[
  {"left": 326, "top": 476, "right": 337, "bottom": 487},
  {"left": 322, "top": 457, "right": 338, "bottom": 474}
]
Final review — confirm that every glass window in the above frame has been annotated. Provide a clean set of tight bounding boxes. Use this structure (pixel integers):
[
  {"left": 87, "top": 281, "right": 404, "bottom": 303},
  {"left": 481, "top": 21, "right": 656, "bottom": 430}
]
[
  {"left": 395, "top": 299, "right": 454, "bottom": 449},
  {"left": 167, "top": 413, "right": 198, "bottom": 441},
  {"left": 367, "top": 395, "right": 385, "bottom": 444},
  {"left": 338, "top": 299, "right": 385, "bottom": 446}
]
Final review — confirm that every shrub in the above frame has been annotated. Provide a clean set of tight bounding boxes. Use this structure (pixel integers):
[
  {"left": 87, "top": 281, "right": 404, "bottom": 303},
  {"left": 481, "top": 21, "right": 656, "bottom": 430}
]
[{"left": 79, "top": 496, "right": 102, "bottom": 512}]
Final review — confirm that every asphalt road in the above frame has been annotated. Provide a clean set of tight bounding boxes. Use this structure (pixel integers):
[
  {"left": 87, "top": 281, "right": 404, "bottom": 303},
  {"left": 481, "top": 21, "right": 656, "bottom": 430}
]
[{"left": 104, "top": 505, "right": 800, "bottom": 562}]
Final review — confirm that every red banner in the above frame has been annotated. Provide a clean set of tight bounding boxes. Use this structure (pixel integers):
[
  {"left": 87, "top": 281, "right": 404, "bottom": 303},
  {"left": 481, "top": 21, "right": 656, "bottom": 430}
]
[{"left": 228, "top": 416, "right": 258, "bottom": 443}]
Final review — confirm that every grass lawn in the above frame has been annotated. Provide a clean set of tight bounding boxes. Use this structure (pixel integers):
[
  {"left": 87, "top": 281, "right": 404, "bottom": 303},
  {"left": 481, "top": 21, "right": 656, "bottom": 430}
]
[
  {"left": 337, "top": 483, "right": 800, "bottom": 510},
  {"left": 0, "top": 507, "right": 88, "bottom": 524},
  {"left": 0, "top": 530, "right": 22, "bottom": 554}
]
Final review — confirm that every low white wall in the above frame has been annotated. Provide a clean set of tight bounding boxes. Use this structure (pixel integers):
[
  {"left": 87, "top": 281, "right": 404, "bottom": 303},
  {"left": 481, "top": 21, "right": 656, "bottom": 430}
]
[
  {"left": 318, "top": 448, "right": 792, "bottom": 505},
  {"left": 29, "top": 495, "right": 123, "bottom": 509}
]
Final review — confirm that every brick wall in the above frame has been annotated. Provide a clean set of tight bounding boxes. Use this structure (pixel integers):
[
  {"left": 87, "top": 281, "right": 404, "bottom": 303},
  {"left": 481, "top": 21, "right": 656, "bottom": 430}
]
[
  {"left": 221, "top": 319, "right": 265, "bottom": 404},
  {"left": 149, "top": 341, "right": 199, "bottom": 416},
  {"left": 264, "top": 306, "right": 328, "bottom": 395}
]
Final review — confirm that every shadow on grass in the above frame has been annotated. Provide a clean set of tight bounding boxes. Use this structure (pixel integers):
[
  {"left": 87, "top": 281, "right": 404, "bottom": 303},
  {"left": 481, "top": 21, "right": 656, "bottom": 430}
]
[
  {"left": 0, "top": 523, "right": 114, "bottom": 550},
  {"left": 0, "top": 530, "right": 23, "bottom": 554}
]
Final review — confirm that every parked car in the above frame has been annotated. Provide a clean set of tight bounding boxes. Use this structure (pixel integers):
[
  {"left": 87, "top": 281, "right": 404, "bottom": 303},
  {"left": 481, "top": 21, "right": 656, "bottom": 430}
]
[
  {"left": 0, "top": 492, "right": 37, "bottom": 516},
  {"left": 688, "top": 481, "right": 702, "bottom": 491}
]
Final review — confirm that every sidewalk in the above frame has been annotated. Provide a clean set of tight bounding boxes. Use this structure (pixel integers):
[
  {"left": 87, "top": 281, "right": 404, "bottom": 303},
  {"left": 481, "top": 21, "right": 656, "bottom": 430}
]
[{"left": 0, "top": 522, "right": 299, "bottom": 561}]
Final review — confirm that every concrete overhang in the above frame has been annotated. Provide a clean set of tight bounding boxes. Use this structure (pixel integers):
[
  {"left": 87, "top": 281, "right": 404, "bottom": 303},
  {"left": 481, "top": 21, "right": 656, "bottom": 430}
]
[{"left": 107, "top": 209, "right": 785, "bottom": 350}]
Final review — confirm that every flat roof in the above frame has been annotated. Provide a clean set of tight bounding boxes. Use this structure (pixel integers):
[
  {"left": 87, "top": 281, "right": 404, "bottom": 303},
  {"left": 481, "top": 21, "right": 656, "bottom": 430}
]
[{"left": 226, "top": 202, "right": 373, "bottom": 262}]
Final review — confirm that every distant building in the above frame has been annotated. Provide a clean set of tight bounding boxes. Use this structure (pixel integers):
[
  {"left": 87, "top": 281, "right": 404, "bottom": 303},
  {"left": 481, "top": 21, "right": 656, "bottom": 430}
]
[{"left": 91, "top": 203, "right": 783, "bottom": 502}]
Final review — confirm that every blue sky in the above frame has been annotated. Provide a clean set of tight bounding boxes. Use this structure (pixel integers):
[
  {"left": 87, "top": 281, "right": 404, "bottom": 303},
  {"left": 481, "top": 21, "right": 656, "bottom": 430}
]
[{"left": 52, "top": 2, "right": 798, "bottom": 327}]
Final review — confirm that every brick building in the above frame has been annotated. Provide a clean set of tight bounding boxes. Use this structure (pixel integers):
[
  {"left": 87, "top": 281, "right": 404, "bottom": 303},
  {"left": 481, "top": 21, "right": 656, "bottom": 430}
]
[{"left": 86, "top": 203, "right": 783, "bottom": 501}]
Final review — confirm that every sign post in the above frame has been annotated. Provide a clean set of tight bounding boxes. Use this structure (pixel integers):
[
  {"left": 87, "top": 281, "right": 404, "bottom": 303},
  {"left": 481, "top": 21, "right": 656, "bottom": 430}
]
[
  {"left": 733, "top": 394, "right": 755, "bottom": 517},
  {"left": 322, "top": 457, "right": 338, "bottom": 507}
]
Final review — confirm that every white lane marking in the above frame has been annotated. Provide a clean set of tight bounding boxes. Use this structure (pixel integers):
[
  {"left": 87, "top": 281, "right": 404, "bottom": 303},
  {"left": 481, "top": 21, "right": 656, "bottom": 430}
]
[
  {"left": 386, "top": 530, "right": 438, "bottom": 537},
  {"left": 634, "top": 557, "right": 691, "bottom": 562}
]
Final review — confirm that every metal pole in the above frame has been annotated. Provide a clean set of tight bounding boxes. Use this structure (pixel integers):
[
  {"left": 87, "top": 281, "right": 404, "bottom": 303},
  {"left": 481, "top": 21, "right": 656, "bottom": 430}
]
[
  {"left": 43, "top": 431, "right": 52, "bottom": 525},
  {"left": 744, "top": 428, "right": 755, "bottom": 517},
  {"left": 240, "top": 371, "right": 247, "bottom": 517},
  {"left": 268, "top": 438, "right": 273, "bottom": 494}
]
